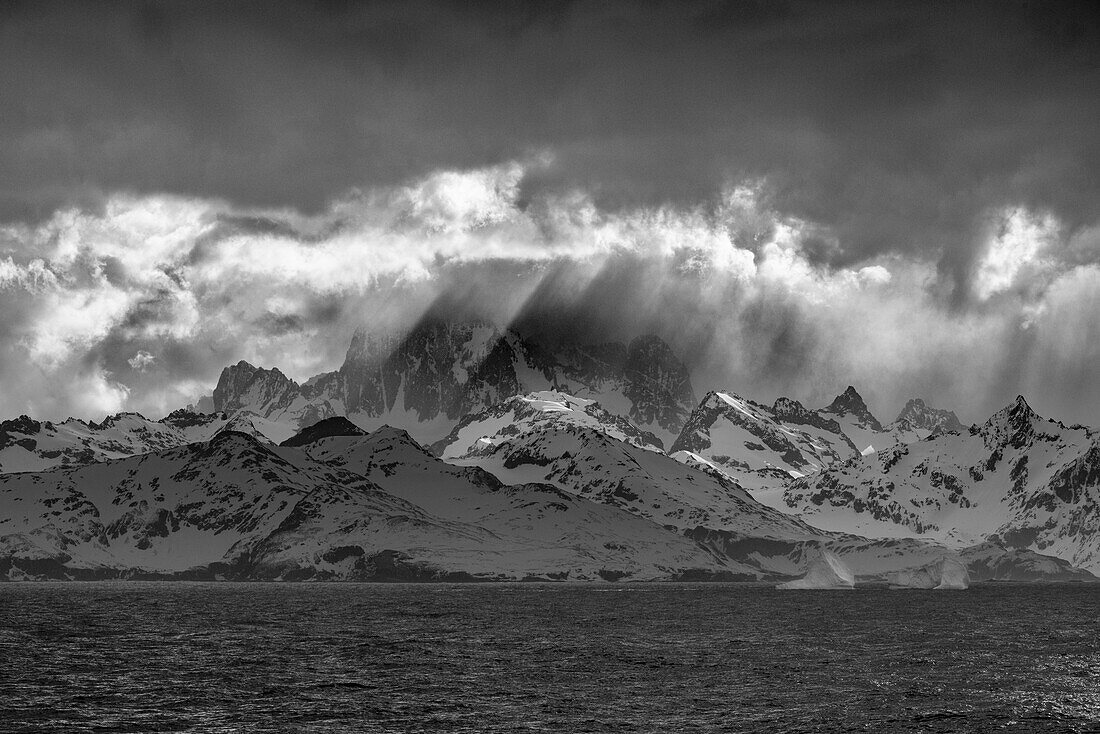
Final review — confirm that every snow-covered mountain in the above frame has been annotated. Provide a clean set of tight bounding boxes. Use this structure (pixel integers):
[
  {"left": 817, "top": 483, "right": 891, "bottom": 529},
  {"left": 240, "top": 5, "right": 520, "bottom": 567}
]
[
  {"left": 783, "top": 396, "right": 1100, "bottom": 574},
  {"left": 0, "top": 409, "right": 244, "bottom": 474},
  {"left": 666, "top": 387, "right": 958, "bottom": 502},
  {"left": 668, "top": 390, "right": 861, "bottom": 500},
  {"left": 287, "top": 423, "right": 747, "bottom": 580},
  {"left": 0, "top": 430, "right": 341, "bottom": 578},
  {"left": 434, "top": 391, "right": 813, "bottom": 541},
  {"left": 893, "top": 397, "right": 965, "bottom": 438},
  {"left": 431, "top": 391, "right": 665, "bottom": 457},
  {"left": 1, "top": 406, "right": 1088, "bottom": 582},
  {"left": 819, "top": 386, "right": 928, "bottom": 456},
  {"left": 0, "top": 424, "right": 743, "bottom": 581},
  {"left": 2, "top": 316, "right": 1094, "bottom": 585},
  {"left": 424, "top": 390, "right": 1086, "bottom": 581},
  {"left": 208, "top": 320, "right": 697, "bottom": 446}
]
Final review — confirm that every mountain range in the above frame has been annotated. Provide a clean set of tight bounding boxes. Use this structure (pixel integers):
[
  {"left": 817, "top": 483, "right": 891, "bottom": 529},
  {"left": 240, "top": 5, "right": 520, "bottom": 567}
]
[
  {"left": 210, "top": 320, "right": 696, "bottom": 447},
  {"left": 0, "top": 320, "right": 1096, "bottom": 582}
]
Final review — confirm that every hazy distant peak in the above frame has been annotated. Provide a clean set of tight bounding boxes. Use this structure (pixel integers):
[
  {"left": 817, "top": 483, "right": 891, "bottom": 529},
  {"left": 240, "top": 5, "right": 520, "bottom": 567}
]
[{"left": 894, "top": 398, "right": 964, "bottom": 435}]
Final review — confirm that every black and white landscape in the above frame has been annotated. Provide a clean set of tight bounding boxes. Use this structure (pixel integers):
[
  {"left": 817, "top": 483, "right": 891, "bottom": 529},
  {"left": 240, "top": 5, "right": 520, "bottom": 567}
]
[
  {"left": 1, "top": 320, "right": 1096, "bottom": 586},
  {"left": 3, "top": 2, "right": 1100, "bottom": 732}
]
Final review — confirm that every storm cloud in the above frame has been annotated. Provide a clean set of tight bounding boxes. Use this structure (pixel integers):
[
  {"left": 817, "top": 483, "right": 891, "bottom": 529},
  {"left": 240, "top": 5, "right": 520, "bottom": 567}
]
[{"left": 0, "top": 1, "right": 1099, "bottom": 425}]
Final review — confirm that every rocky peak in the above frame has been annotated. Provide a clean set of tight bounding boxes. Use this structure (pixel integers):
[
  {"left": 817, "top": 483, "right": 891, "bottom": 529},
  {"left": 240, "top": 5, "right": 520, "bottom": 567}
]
[
  {"left": 0, "top": 415, "right": 43, "bottom": 436},
  {"left": 339, "top": 320, "right": 544, "bottom": 419},
  {"left": 698, "top": 390, "right": 732, "bottom": 410},
  {"left": 161, "top": 408, "right": 228, "bottom": 429},
  {"left": 894, "top": 398, "right": 964, "bottom": 435},
  {"left": 195, "top": 320, "right": 697, "bottom": 441},
  {"left": 980, "top": 395, "right": 1042, "bottom": 449},
  {"left": 212, "top": 361, "right": 298, "bottom": 414},
  {"left": 823, "top": 386, "right": 884, "bottom": 431},
  {"left": 772, "top": 396, "right": 847, "bottom": 435},
  {"left": 772, "top": 396, "right": 810, "bottom": 421},
  {"left": 1001, "top": 395, "right": 1040, "bottom": 425},
  {"left": 0, "top": 415, "right": 45, "bottom": 452}
]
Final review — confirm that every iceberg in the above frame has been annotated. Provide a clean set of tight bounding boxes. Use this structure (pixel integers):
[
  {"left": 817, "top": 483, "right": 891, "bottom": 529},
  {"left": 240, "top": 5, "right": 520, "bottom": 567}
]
[
  {"left": 887, "top": 557, "right": 970, "bottom": 590},
  {"left": 777, "top": 548, "right": 856, "bottom": 589},
  {"left": 934, "top": 558, "right": 970, "bottom": 589}
]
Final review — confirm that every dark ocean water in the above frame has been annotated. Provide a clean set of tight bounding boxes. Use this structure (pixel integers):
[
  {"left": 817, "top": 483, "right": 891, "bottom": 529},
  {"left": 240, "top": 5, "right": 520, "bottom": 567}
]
[{"left": 1, "top": 582, "right": 1099, "bottom": 733}]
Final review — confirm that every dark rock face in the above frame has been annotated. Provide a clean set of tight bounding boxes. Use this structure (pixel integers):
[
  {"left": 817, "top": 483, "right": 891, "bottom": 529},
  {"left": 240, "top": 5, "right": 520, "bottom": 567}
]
[
  {"left": 823, "top": 386, "right": 884, "bottom": 431},
  {"left": 894, "top": 398, "right": 964, "bottom": 435},
  {"left": 1046, "top": 444, "right": 1100, "bottom": 506},
  {"left": 621, "top": 335, "right": 697, "bottom": 434},
  {"left": 338, "top": 330, "right": 400, "bottom": 416},
  {"left": 161, "top": 409, "right": 228, "bottom": 429},
  {"left": 556, "top": 342, "right": 628, "bottom": 385},
  {"left": 978, "top": 396, "right": 1043, "bottom": 450},
  {"left": 339, "top": 320, "right": 556, "bottom": 420},
  {"left": 280, "top": 417, "right": 367, "bottom": 447},
  {"left": 0, "top": 415, "right": 46, "bottom": 451},
  {"left": 208, "top": 320, "right": 698, "bottom": 436},
  {"left": 212, "top": 361, "right": 300, "bottom": 415},
  {"left": 772, "top": 397, "right": 846, "bottom": 434}
]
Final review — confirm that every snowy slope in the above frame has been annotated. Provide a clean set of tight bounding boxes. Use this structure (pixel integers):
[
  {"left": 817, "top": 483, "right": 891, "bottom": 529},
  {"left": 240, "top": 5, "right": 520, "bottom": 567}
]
[
  {"left": 431, "top": 391, "right": 665, "bottom": 458},
  {"left": 0, "top": 426, "right": 736, "bottom": 581},
  {"left": 668, "top": 391, "right": 858, "bottom": 500},
  {"left": 421, "top": 388, "right": 1094, "bottom": 580},
  {"left": 668, "top": 387, "right": 964, "bottom": 500},
  {"left": 287, "top": 425, "right": 747, "bottom": 580},
  {"left": 1, "top": 409, "right": 1087, "bottom": 582},
  {"left": 433, "top": 394, "right": 811, "bottom": 539},
  {"left": 431, "top": 403, "right": 910, "bottom": 578},
  {"left": 0, "top": 431, "right": 326, "bottom": 576},
  {"left": 0, "top": 409, "right": 256, "bottom": 474},
  {"left": 784, "top": 396, "right": 1100, "bottom": 574}
]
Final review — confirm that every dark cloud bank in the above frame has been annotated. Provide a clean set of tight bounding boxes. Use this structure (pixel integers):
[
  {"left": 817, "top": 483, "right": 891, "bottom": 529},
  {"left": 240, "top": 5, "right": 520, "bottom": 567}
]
[{"left": 0, "top": 1, "right": 1099, "bottom": 425}]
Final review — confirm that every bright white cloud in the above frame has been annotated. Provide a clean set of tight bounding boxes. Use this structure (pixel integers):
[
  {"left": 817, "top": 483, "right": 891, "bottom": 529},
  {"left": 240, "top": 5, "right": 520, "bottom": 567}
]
[
  {"left": 128, "top": 350, "right": 156, "bottom": 371},
  {"left": 0, "top": 159, "right": 1095, "bottom": 423},
  {"left": 973, "top": 207, "right": 1059, "bottom": 300}
]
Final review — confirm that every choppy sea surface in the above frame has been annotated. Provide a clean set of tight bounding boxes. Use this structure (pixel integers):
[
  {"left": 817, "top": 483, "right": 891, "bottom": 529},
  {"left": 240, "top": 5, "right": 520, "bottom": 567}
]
[{"left": 2, "top": 582, "right": 1099, "bottom": 733}]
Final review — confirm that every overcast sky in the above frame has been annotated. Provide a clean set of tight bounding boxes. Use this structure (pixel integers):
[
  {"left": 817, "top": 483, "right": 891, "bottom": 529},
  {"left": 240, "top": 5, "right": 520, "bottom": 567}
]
[{"left": 1, "top": 0, "right": 1099, "bottom": 425}]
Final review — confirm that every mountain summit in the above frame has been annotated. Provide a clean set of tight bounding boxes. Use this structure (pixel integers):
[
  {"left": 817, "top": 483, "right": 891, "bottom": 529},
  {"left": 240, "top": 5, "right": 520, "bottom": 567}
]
[
  {"left": 894, "top": 398, "right": 964, "bottom": 435},
  {"left": 785, "top": 395, "right": 1100, "bottom": 575},
  {"left": 979, "top": 395, "right": 1044, "bottom": 450},
  {"left": 209, "top": 320, "right": 698, "bottom": 445},
  {"left": 823, "top": 386, "right": 884, "bottom": 432}
]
